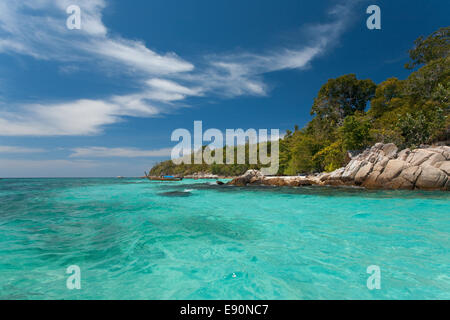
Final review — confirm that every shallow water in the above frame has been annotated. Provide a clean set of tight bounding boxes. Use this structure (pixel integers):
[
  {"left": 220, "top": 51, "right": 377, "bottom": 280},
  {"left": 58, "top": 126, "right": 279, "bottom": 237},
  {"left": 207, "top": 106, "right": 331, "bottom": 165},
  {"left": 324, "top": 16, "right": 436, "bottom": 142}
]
[{"left": 0, "top": 178, "right": 448, "bottom": 299}]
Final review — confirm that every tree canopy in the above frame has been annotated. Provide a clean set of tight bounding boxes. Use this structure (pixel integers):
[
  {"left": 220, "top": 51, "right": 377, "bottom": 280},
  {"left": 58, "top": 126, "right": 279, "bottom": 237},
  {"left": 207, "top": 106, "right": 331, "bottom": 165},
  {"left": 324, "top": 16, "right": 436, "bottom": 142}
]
[
  {"left": 406, "top": 26, "right": 450, "bottom": 69},
  {"left": 310, "top": 74, "right": 377, "bottom": 124}
]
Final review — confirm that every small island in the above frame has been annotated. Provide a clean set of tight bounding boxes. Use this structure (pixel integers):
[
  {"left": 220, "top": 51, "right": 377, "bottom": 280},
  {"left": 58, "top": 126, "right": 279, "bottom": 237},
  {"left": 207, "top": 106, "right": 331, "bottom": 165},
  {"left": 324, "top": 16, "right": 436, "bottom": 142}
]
[{"left": 149, "top": 27, "right": 449, "bottom": 191}]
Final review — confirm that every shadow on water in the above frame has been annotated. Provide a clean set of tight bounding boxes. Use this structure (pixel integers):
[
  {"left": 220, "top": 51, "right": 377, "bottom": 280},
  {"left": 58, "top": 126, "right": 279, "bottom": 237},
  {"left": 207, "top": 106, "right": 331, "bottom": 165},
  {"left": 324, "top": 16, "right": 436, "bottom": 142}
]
[
  {"left": 158, "top": 191, "right": 192, "bottom": 197},
  {"left": 11, "top": 219, "right": 127, "bottom": 266},
  {"left": 137, "top": 211, "right": 261, "bottom": 242},
  {"left": 0, "top": 284, "right": 44, "bottom": 300},
  {"left": 173, "top": 215, "right": 260, "bottom": 241}
]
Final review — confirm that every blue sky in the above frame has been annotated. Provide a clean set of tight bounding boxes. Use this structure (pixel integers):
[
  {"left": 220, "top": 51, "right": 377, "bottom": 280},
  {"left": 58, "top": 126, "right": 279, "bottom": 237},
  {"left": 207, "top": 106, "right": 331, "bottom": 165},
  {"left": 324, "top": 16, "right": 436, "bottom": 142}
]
[{"left": 0, "top": 0, "right": 448, "bottom": 177}]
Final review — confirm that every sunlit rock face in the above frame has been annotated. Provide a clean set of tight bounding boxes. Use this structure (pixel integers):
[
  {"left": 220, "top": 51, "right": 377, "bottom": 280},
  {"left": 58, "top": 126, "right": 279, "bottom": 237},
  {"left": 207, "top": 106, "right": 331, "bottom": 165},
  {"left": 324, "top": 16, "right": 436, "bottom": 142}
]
[{"left": 228, "top": 144, "right": 450, "bottom": 191}]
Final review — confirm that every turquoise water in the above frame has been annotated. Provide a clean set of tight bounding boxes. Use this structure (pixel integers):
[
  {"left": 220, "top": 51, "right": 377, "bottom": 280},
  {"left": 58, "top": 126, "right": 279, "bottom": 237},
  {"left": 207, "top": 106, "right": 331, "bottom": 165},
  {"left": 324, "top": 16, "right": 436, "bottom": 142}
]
[{"left": 0, "top": 178, "right": 448, "bottom": 300}]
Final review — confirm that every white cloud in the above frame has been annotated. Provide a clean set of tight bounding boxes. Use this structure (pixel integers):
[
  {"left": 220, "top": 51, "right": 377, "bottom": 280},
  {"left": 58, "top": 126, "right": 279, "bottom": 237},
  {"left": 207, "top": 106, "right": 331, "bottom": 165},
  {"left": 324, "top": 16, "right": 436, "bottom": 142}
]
[
  {"left": 0, "top": 145, "right": 45, "bottom": 153},
  {"left": 89, "top": 39, "right": 193, "bottom": 75},
  {"left": 0, "top": 0, "right": 202, "bottom": 136},
  {"left": 186, "top": 61, "right": 269, "bottom": 97},
  {"left": 146, "top": 79, "right": 202, "bottom": 96},
  {"left": 0, "top": 0, "right": 193, "bottom": 74},
  {"left": 0, "top": 100, "right": 119, "bottom": 136},
  {"left": 0, "top": 0, "right": 359, "bottom": 136},
  {"left": 70, "top": 147, "right": 172, "bottom": 158},
  {"left": 0, "top": 88, "right": 194, "bottom": 136}
]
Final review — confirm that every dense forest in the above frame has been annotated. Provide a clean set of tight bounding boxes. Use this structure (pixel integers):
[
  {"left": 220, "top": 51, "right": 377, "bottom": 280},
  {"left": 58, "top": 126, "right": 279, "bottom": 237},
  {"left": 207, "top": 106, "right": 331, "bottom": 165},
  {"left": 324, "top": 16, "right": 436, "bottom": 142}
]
[{"left": 150, "top": 27, "right": 449, "bottom": 177}]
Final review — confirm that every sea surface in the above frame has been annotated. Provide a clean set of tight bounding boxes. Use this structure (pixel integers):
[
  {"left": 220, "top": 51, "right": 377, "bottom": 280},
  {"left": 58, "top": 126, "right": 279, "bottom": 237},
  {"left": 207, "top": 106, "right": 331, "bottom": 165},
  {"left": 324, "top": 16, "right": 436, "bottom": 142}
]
[{"left": 0, "top": 178, "right": 449, "bottom": 300}]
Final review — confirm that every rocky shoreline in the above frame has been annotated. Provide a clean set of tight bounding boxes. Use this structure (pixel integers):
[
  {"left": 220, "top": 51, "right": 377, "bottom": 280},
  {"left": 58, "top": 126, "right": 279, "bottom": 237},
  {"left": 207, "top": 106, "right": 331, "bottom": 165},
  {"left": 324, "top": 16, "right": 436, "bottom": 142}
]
[
  {"left": 184, "top": 173, "right": 235, "bottom": 180},
  {"left": 228, "top": 143, "right": 450, "bottom": 191}
]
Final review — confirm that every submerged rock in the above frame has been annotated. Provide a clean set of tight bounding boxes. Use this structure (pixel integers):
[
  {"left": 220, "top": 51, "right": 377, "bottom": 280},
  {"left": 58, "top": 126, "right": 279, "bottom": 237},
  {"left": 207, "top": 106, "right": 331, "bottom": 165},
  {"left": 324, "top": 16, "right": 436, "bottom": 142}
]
[
  {"left": 158, "top": 191, "right": 192, "bottom": 197},
  {"left": 227, "top": 144, "right": 449, "bottom": 191}
]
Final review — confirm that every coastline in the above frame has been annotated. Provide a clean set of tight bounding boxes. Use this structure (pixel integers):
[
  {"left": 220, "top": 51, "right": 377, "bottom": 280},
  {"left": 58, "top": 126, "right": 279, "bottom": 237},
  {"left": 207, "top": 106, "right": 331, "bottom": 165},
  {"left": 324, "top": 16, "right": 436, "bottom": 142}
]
[{"left": 226, "top": 143, "right": 450, "bottom": 191}]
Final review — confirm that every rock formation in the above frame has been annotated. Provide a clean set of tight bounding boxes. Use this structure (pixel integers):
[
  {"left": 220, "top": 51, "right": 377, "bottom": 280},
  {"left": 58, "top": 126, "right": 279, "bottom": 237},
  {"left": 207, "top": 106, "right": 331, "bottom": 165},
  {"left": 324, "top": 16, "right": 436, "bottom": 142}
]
[
  {"left": 228, "top": 143, "right": 450, "bottom": 191},
  {"left": 184, "top": 173, "right": 220, "bottom": 179}
]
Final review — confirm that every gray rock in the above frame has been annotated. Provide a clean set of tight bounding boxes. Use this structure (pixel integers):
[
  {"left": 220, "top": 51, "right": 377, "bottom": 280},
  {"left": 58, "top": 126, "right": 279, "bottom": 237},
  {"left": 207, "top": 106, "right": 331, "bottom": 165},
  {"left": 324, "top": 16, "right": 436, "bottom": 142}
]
[
  {"left": 382, "top": 143, "right": 398, "bottom": 159},
  {"left": 415, "top": 166, "right": 448, "bottom": 190},
  {"left": 328, "top": 143, "right": 449, "bottom": 190},
  {"left": 421, "top": 152, "right": 446, "bottom": 167},
  {"left": 354, "top": 162, "right": 374, "bottom": 184},
  {"left": 385, "top": 176, "right": 414, "bottom": 190},
  {"left": 397, "top": 148, "right": 411, "bottom": 161},
  {"left": 341, "top": 160, "right": 364, "bottom": 181},
  {"left": 399, "top": 166, "right": 422, "bottom": 184},
  {"left": 435, "top": 161, "right": 450, "bottom": 175},
  {"left": 328, "top": 168, "right": 345, "bottom": 181},
  {"left": 228, "top": 170, "right": 263, "bottom": 186},
  {"left": 406, "top": 149, "right": 434, "bottom": 166},
  {"left": 377, "top": 160, "right": 408, "bottom": 184}
]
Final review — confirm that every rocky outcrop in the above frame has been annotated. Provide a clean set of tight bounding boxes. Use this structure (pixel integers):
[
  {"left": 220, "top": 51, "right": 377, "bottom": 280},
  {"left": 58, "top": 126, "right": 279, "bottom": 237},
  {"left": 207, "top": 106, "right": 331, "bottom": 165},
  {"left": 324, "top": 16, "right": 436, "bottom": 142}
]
[
  {"left": 228, "top": 144, "right": 450, "bottom": 191},
  {"left": 229, "top": 171, "right": 317, "bottom": 187},
  {"left": 345, "top": 143, "right": 449, "bottom": 190},
  {"left": 184, "top": 172, "right": 220, "bottom": 179},
  {"left": 228, "top": 169, "right": 263, "bottom": 186}
]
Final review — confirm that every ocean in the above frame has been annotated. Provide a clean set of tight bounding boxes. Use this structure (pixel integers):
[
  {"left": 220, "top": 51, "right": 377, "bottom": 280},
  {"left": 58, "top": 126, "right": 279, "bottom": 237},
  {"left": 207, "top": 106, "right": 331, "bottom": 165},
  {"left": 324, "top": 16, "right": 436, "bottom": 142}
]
[{"left": 0, "top": 178, "right": 448, "bottom": 299}]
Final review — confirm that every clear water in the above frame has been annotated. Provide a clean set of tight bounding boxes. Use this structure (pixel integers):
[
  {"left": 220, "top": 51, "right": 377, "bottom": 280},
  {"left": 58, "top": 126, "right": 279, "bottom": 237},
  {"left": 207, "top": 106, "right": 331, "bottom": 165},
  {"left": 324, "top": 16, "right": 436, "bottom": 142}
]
[{"left": 0, "top": 178, "right": 448, "bottom": 300}]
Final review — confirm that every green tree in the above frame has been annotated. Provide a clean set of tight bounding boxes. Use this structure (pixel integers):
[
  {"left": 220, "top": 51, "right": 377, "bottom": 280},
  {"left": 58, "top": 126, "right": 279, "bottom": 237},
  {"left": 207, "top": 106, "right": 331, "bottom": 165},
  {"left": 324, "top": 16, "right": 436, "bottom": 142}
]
[
  {"left": 285, "top": 133, "right": 322, "bottom": 175},
  {"left": 313, "top": 141, "right": 346, "bottom": 172},
  {"left": 311, "top": 74, "right": 376, "bottom": 125},
  {"left": 369, "top": 77, "right": 403, "bottom": 118},
  {"left": 340, "top": 114, "right": 372, "bottom": 151},
  {"left": 406, "top": 27, "right": 450, "bottom": 69}
]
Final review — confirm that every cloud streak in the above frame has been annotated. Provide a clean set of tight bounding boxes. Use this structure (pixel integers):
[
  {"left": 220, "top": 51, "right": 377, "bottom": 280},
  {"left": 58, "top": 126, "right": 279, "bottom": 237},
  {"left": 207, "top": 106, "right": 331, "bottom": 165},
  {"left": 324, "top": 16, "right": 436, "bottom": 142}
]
[
  {"left": 193, "top": 2, "right": 357, "bottom": 97},
  {"left": 0, "top": 145, "right": 45, "bottom": 153},
  {"left": 70, "top": 147, "right": 172, "bottom": 158},
  {"left": 0, "top": 0, "right": 359, "bottom": 136},
  {"left": 0, "top": 0, "right": 193, "bottom": 73}
]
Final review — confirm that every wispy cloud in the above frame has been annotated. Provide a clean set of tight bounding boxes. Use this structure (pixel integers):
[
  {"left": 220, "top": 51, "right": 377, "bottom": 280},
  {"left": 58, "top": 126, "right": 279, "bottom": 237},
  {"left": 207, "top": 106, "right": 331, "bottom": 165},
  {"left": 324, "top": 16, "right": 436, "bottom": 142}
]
[
  {"left": 0, "top": 0, "right": 193, "bottom": 74},
  {"left": 0, "top": 145, "right": 45, "bottom": 153},
  {"left": 0, "top": 0, "right": 360, "bottom": 136},
  {"left": 0, "top": 158, "right": 97, "bottom": 168},
  {"left": 70, "top": 146, "right": 172, "bottom": 158},
  {"left": 193, "top": 1, "right": 357, "bottom": 97},
  {"left": 0, "top": 100, "right": 120, "bottom": 136},
  {"left": 0, "top": 0, "right": 198, "bottom": 136}
]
